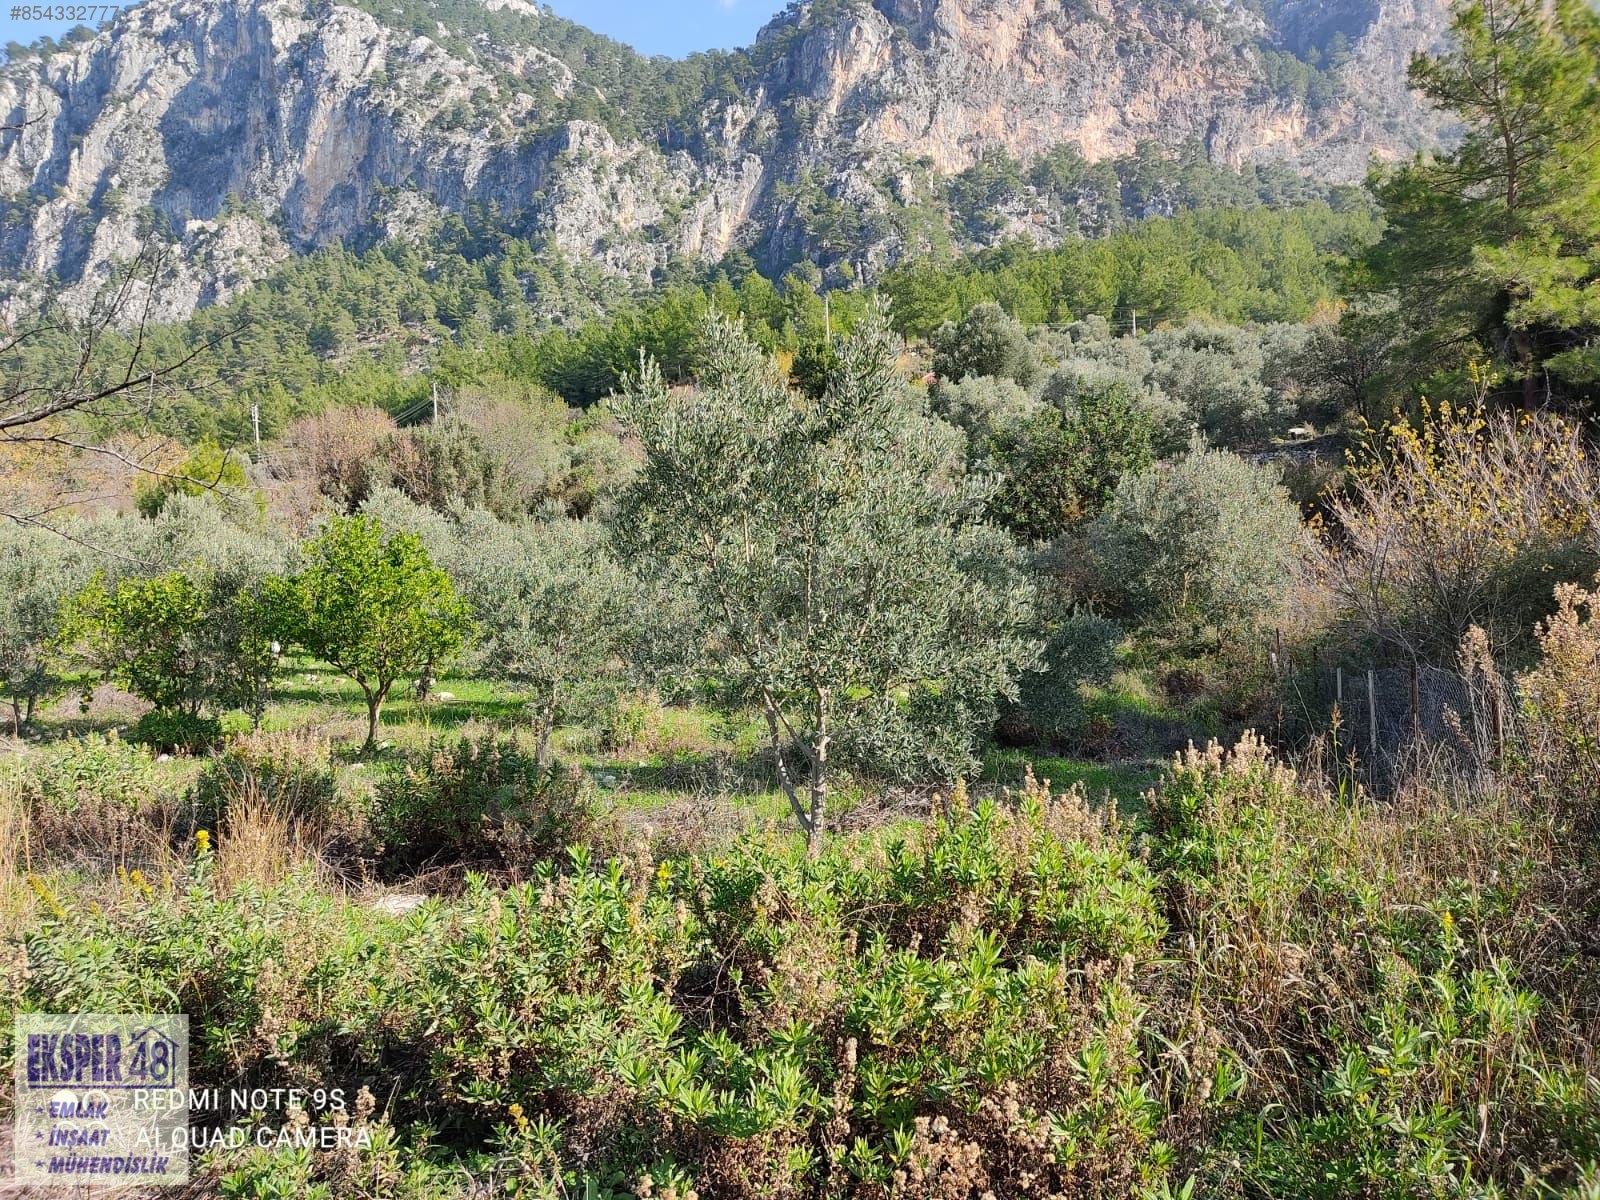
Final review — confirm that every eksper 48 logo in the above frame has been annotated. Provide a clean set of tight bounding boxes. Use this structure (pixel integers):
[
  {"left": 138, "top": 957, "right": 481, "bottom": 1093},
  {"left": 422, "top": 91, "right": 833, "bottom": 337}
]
[{"left": 14, "top": 1014, "right": 190, "bottom": 1186}]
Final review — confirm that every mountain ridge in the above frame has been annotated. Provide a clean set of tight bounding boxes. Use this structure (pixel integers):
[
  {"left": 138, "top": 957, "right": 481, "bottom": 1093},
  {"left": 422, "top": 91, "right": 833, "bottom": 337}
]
[{"left": 0, "top": 0, "right": 1452, "bottom": 321}]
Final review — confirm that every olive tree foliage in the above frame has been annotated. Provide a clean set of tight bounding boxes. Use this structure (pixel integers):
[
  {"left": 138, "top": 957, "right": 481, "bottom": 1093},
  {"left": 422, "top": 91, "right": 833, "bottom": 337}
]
[
  {"left": 1038, "top": 319, "right": 1320, "bottom": 451},
  {"left": 0, "top": 524, "right": 91, "bottom": 732},
  {"left": 1009, "top": 609, "right": 1123, "bottom": 746},
  {"left": 1143, "top": 324, "right": 1289, "bottom": 443},
  {"left": 1043, "top": 326, "right": 1185, "bottom": 447},
  {"left": 267, "top": 514, "right": 474, "bottom": 751},
  {"left": 114, "top": 493, "right": 288, "bottom": 582},
  {"left": 449, "top": 511, "right": 637, "bottom": 765},
  {"left": 614, "top": 307, "right": 1038, "bottom": 854},
  {"left": 1089, "top": 444, "right": 1306, "bottom": 639},
  {"left": 931, "top": 301, "right": 1041, "bottom": 389},
  {"left": 356, "top": 485, "right": 460, "bottom": 564},
  {"left": 930, "top": 374, "right": 1044, "bottom": 444}
]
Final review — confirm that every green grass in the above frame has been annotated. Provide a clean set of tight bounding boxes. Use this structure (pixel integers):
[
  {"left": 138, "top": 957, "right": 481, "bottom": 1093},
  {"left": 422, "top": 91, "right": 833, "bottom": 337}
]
[
  {"left": 981, "top": 748, "right": 1158, "bottom": 818},
  {"left": 554, "top": 708, "right": 792, "bottom": 818},
  {"left": 20, "top": 661, "right": 1160, "bottom": 832},
  {"left": 267, "top": 656, "right": 526, "bottom": 747}
]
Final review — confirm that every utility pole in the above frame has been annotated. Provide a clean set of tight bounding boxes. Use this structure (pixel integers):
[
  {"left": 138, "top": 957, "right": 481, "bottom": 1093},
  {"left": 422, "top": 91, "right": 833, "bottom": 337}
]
[
  {"left": 250, "top": 402, "right": 260, "bottom": 449},
  {"left": 824, "top": 293, "right": 832, "bottom": 344},
  {"left": 1130, "top": 308, "right": 1137, "bottom": 337},
  {"left": 431, "top": 381, "right": 439, "bottom": 423}
]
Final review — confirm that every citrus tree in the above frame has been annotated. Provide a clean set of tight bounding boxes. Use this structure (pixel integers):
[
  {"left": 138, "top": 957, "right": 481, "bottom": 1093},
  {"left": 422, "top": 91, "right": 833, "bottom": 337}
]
[{"left": 268, "top": 514, "right": 473, "bottom": 751}]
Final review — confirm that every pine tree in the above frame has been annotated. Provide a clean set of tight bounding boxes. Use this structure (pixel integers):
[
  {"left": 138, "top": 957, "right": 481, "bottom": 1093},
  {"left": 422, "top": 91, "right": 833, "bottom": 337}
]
[{"left": 1368, "top": 0, "right": 1600, "bottom": 409}]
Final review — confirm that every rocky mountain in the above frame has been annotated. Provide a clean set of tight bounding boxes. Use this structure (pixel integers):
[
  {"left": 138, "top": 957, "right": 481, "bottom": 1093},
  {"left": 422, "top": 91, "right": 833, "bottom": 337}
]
[{"left": 0, "top": 0, "right": 1452, "bottom": 321}]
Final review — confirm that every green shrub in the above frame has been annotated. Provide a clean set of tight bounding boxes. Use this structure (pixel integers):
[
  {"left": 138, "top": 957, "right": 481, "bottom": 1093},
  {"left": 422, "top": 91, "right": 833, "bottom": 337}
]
[
  {"left": 1089, "top": 444, "right": 1305, "bottom": 639},
  {"left": 130, "top": 709, "right": 224, "bottom": 754},
  {"left": 398, "top": 776, "right": 1168, "bottom": 1196},
  {"left": 1009, "top": 610, "right": 1123, "bottom": 745},
  {"left": 1149, "top": 734, "right": 1600, "bottom": 1196},
  {"left": 9, "top": 732, "right": 163, "bottom": 814},
  {"left": 931, "top": 301, "right": 1040, "bottom": 388},
  {"left": 596, "top": 690, "right": 658, "bottom": 752},
  {"left": 373, "top": 734, "right": 606, "bottom": 874},
  {"left": 6, "top": 733, "right": 178, "bottom": 867},
  {"left": 190, "top": 729, "right": 339, "bottom": 833},
  {"left": 12, "top": 735, "right": 1598, "bottom": 1198},
  {"left": 21, "top": 862, "right": 396, "bottom": 1091}
]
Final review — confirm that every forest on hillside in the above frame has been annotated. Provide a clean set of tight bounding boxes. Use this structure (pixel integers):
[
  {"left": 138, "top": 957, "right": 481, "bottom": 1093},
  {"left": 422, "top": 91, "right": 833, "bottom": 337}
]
[{"left": 2, "top": 0, "right": 1600, "bottom": 1196}]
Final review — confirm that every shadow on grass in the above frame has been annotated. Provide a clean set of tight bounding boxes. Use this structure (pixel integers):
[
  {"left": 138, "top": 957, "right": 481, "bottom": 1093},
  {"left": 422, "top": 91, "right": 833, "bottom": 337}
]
[
  {"left": 981, "top": 748, "right": 1160, "bottom": 818},
  {"left": 583, "top": 750, "right": 781, "bottom": 806}
]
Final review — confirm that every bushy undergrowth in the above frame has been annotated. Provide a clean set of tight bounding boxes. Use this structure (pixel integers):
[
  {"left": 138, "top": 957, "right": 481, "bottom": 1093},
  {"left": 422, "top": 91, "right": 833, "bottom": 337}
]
[
  {"left": 1150, "top": 734, "right": 1599, "bottom": 1196},
  {"left": 372, "top": 732, "right": 613, "bottom": 877},
  {"left": 7, "top": 725, "right": 1597, "bottom": 1198},
  {"left": 130, "top": 708, "right": 227, "bottom": 754},
  {"left": 3, "top": 732, "right": 182, "bottom": 866},
  {"left": 191, "top": 728, "right": 341, "bottom": 833}
]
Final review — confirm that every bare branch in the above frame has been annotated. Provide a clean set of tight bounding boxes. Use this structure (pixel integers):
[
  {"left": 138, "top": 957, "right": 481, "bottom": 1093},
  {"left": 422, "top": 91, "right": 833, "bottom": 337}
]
[{"left": 0, "top": 242, "right": 251, "bottom": 531}]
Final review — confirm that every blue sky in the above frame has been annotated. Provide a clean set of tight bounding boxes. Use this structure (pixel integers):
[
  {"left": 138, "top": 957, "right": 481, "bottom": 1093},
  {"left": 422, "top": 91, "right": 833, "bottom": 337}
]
[
  {"left": 0, "top": 0, "right": 786, "bottom": 59},
  {"left": 548, "top": 0, "right": 786, "bottom": 57}
]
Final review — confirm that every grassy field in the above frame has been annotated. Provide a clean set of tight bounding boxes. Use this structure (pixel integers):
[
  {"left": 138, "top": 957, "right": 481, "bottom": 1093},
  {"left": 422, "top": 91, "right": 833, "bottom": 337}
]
[
  {"left": 9, "top": 668, "right": 1164, "bottom": 883},
  {"left": 10, "top": 661, "right": 1158, "bottom": 861}
]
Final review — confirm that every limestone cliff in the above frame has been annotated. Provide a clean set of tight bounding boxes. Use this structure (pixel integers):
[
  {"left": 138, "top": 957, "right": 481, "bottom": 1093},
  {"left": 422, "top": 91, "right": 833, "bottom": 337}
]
[{"left": 0, "top": 0, "right": 1451, "bottom": 319}]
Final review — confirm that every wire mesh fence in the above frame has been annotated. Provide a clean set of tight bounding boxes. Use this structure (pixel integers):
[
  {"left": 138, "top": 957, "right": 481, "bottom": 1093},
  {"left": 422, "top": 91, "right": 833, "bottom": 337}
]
[{"left": 1270, "top": 647, "right": 1515, "bottom": 793}]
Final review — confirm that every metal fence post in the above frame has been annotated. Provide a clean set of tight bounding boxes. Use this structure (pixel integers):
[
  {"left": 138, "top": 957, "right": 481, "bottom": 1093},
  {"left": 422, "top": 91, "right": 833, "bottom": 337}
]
[{"left": 1368, "top": 669, "right": 1378, "bottom": 763}]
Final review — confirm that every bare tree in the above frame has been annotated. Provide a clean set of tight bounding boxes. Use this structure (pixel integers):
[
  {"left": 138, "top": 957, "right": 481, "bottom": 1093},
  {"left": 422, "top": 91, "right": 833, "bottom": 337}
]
[
  {"left": 1321, "top": 406, "right": 1600, "bottom": 664},
  {"left": 0, "top": 245, "right": 241, "bottom": 537}
]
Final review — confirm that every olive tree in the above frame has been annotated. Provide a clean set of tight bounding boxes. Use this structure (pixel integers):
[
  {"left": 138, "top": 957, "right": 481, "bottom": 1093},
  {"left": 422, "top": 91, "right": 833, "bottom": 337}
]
[
  {"left": 614, "top": 306, "right": 1038, "bottom": 855},
  {"left": 1089, "top": 444, "right": 1306, "bottom": 639},
  {"left": 931, "top": 301, "right": 1041, "bottom": 389},
  {"left": 0, "top": 525, "right": 89, "bottom": 733},
  {"left": 1144, "top": 324, "right": 1288, "bottom": 443},
  {"left": 1041, "top": 346, "right": 1189, "bottom": 454},
  {"left": 930, "top": 374, "right": 1044, "bottom": 443},
  {"left": 451, "top": 512, "right": 636, "bottom": 765},
  {"left": 267, "top": 514, "right": 473, "bottom": 751}
]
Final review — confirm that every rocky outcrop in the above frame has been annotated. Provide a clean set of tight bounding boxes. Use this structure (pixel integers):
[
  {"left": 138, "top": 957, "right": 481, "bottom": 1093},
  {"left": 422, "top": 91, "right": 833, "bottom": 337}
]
[
  {"left": 0, "top": 0, "right": 1451, "bottom": 320},
  {"left": 0, "top": 0, "right": 769, "bottom": 316},
  {"left": 755, "top": 0, "right": 1450, "bottom": 180}
]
